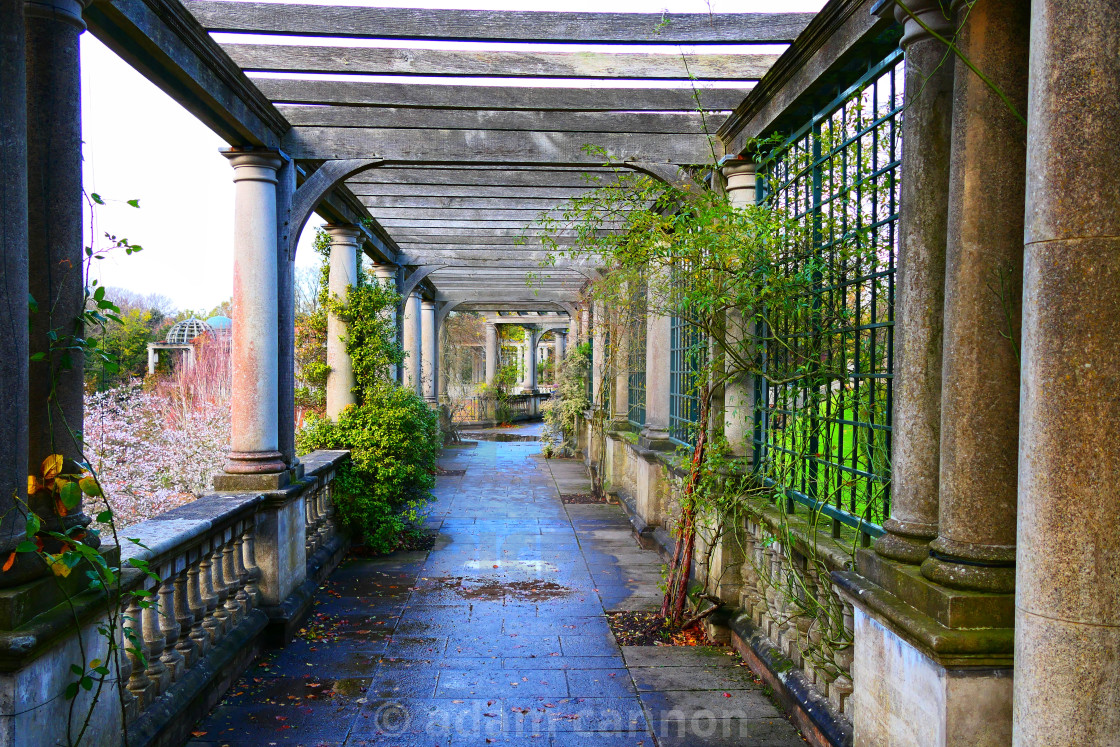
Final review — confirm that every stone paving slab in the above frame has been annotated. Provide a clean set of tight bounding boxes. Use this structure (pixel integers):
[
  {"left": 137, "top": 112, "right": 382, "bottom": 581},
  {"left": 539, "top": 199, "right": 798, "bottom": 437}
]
[{"left": 190, "top": 436, "right": 802, "bottom": 746}]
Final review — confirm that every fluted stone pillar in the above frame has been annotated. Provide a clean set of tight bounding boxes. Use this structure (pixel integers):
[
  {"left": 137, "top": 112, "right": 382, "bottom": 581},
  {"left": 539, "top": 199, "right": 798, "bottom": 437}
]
[
  {"left": 421, "top": 299, "right": 437, "bottom": 401},
  {"left": 874, "top": 1, "right": 955, "bottom": 564},
  {"left": 0, "top": 0, "right": 36, "bottom": 585},
  {"left": 1014, "top": 2, "right": 1120, "bottom": 742},
  {"left": 401, "top": 290, "right": 422, "bottom": 395},
  {"left": 325, "top": 225, "right": 359, "bottom": 418},
  {"left": 921, "top": 0, "right": 1029, "bottom": 593},
  {"left": 25, "top": 0, "right": 97, "bottom": 537},
  {"left": 221, "top": 150, "right": 286, "bottom": 478},
  {"left": 722, "top": 160, "right": 758, "bottom": 457},
  {"left": 372, "top": 263, "right": 398, "bottom": 382}
]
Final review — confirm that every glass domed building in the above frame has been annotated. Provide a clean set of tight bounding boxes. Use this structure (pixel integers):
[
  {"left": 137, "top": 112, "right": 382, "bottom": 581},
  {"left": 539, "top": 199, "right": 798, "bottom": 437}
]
[
  {"left": 165, "top": 317, "right": 213, "bottom": 344},
  {"left": 147, "top": 317, "right": 227, "bottom": 375}
]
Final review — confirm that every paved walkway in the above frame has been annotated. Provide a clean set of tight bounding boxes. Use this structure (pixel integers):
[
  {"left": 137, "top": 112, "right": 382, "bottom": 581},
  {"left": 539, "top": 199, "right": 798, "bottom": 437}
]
[{"left": 191, "top": 430, "right": 803, "bottom": 746}]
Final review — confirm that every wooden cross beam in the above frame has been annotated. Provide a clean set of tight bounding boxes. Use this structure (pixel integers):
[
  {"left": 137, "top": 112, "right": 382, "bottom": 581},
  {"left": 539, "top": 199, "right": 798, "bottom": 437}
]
[{"left": 186, "top": 3, "right": 814, "bottom": 44}]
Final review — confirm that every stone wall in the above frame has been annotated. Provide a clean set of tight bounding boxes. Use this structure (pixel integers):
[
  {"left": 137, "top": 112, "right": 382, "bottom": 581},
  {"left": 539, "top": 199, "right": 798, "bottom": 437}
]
[{"left": 582, "top": 422, "right": 855, "bottom": 746}]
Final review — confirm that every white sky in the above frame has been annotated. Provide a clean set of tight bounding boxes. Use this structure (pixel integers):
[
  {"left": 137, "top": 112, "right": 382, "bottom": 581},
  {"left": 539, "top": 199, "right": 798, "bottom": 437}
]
[{"left": 80, "top": 0, "right": 824, "bottom": 312}]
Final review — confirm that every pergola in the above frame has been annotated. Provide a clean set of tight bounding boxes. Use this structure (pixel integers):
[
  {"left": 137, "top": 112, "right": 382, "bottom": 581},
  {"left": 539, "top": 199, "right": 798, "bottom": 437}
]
[{"left": 86, "top": 2, "right": 813, "bottom": 317}]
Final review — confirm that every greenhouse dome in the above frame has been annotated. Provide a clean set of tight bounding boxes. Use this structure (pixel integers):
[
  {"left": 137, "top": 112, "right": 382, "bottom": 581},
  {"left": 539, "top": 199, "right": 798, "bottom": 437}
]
[{"left": 165, "top": 317, "right": 212, "bottom": 344}]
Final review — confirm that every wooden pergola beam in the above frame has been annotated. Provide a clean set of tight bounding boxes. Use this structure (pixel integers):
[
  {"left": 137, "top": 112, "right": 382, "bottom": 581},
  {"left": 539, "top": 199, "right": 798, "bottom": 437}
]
[
  {"left": 278, "top": 106, "right": 712, "bottom": 135},
  {"left": 257, "top": 79, "right": 748, "bottom": 112},
  {"left": 186, "top": 3, "right": 814, "bottom": 44},
  {"left": 346, "top": 170, "right": 622, "bottom": 188},
  {"left": 359, "top": 196, "right": 602, "bottom": 210},
  {"left": 84, "top": 0, "right": 288, "bottom": 147},
  {"left": 224, "top": 44, "right": 780, "bottom": 80},
  {"left": 283, "top": 127, "right": 718, "bottom": 163}
]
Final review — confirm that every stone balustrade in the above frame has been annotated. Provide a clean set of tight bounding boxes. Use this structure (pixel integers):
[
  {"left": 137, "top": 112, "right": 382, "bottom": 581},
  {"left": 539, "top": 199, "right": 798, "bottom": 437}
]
[{"left": 0, "top": 450, "right": 350, "bottom": 747}]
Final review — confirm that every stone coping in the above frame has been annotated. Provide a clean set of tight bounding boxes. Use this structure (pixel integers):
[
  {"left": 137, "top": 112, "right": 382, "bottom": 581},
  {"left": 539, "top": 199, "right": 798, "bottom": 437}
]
[{"left": 831, "top": 570, "right": 1014, "bottom": 668}]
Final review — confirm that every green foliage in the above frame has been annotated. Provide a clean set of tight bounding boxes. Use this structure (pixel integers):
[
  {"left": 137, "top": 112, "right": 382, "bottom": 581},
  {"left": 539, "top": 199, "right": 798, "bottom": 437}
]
[
  {"left": 297, "top": 382, "right": 438, "bottom": 552},
  {"left": 294, "top": 228, "right": 332, "bottom": 412},
  {"left": 542, "top": 346, "right": 590, "bottom": 454},
  {"left": 296, "top": 233, "right": 437, "bottom": 550}
]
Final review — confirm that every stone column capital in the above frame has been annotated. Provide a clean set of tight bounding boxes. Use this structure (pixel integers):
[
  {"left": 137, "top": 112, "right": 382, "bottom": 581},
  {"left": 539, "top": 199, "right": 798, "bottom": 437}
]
[
  {"left": 720, "top": 158, "right": 758, "bottom": 209},
  {"left": 221, "top": 149, "right": 283, "bottom": 183},
  {"left": 324, "top": 224, "right": 361, "bottom": 242},
  {"left": 892, "top": 0, "right": 954, "bottom": 48},
  {"left": 421, "top": 299, "right": 436, "bottom": 311},
  {"left": 24, "top": 0, "right": 90, "bottom": 29}
]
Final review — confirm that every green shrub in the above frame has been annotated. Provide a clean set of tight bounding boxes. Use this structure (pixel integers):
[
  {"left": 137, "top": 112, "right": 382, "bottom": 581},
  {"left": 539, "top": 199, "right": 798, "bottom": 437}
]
[
  {"left": 298, "top": 382, "right": 439, "bottom": 552},
  {"left": 295, "top": 236, "right": 440, "bottom": 552}
]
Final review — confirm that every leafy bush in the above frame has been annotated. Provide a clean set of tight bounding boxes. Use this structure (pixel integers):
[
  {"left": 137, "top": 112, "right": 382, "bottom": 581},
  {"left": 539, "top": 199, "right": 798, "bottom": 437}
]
[
  {"left": 295, "top": 237, "right": 440, "bottom": 551},
  {"left": 298, "top": 382, "right": 438, "bottom": 552}
]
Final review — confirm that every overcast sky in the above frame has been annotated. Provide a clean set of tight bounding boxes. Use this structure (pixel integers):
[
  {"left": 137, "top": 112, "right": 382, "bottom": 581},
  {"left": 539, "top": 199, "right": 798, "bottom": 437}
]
[{"left": 80, "top": 0, "right": 825, "bottom": 312}]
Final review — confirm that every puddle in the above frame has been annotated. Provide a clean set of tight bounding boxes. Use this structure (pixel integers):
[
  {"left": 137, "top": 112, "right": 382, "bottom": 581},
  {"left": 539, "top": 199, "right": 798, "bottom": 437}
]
[
  {"left": 460, "top": 432, "right": 540, "bottom": 442},
  {"left": 427, "top": 576, "right": 572, "bottom": 601},
  {"left": 463, "top": 560, "right": 558, "bottom": 573}
]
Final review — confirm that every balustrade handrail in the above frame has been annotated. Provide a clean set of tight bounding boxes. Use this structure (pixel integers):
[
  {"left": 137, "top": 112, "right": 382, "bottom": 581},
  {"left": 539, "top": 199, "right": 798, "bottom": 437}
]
[{"left": 103, "top": 449, "right": 350, "bottom": 738}]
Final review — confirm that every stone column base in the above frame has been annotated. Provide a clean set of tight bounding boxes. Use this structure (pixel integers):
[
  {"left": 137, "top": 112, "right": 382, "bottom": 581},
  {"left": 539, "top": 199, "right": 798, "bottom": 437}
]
[
  {"left": 833, "top": 563, "right": 1014, "bottom": 747},
  {"left": 850, "top": 607, "right": 1012, "bottom": 747},
  {"left": 213, "top": 468, "right": 292, "bottom": 492}
]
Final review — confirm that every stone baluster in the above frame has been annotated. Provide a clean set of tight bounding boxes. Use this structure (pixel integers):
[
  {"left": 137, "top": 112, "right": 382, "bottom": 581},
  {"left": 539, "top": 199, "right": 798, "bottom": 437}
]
[
  {"left": 752, "top": 529, "right": 767, "bottom": 626},
  {"left": 121, "top": 596, "right": 146, "bottom": 717},
  {"left": 142, "top": 584, "right": 169, "bottom": 697},
  {"left": 157, "top": 565, "right": 185, "bottom": 683},
  {"left": 174, "top": 567, "right": 197, "bottom": 668},
  {"left": 206, "top": 541, "right": 230, "bottom": 638},
  {"left": 186, "top": 561, "right": 210, "bottom": 659},
  {"left": 830, "top": 587, "right": 855, "bottom": 717},
  {"left": 222, "top": 532, "right": 243, "bottom": 626},
  {"left": 198, "top": 544, "right": 222, "bottom": 643},
  {"left": 738, "top": 523, "right": 759, "bottom": 612},
  {"left": 233, "top": 522, "right": 251, "bottom": 614},
  {"left": 242, "top": 522, "right": 262, "bottom": 607},
  {"left": 305, "top": 488, "right": 319, "bottom": 554},
  {"left": 317, "top": 482, "right": 332, "bottom": 545}
]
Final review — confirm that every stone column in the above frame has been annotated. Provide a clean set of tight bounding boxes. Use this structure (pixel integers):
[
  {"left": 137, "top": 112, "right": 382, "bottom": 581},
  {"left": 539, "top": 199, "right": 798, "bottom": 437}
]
[
  {"left": 524, "top": 329, "right": 538, "bottom": 393},
  {"left": 421, "top": 299, "right": 437, "bottom": 401},
  {"left": 401, "top": 290, "right": 422, "bottom": 395},
  {"left": 274, "top": 159, "right": 297, "bottom": 468},
  {"left": 325, "top": 225, "right": 359, "bottom": 418},
  {"left": 25, "top": 0, "right": 97, "bottom": 536},
  {"left": 484, "top": 322, "right": 497, "bottom": 385},
  {"left": 612, "top": 318, "right": 629, "bottom": 421},
  {"left": 921, "top": 0, "right": 1029, "bottom": 593},
  {"left": 0, "top": 0, "right": 35, "bottom": 585},
  {"left": 722, "top": 161, "right": 758, "bottom": 457},
  {"left": 556, "top": 330, "right": 567, "bottom": 362},
  {"left": 372, "top": 263, "right": 398, "bottom": 382},
  {"left": 591, "top": 303, "right": 606, "bottom": 408},
  {"left": 221, "top": 150, "right": 286, "bottom": 478},
  {"left": 1014, "top": 1, "right": 1120, "bottom": 742},
  {"left": 873, "top": 0, "right": 955, "bottom": 564},
  {"left": 640, "top": 269, "right": 672, "bottom": 450}
]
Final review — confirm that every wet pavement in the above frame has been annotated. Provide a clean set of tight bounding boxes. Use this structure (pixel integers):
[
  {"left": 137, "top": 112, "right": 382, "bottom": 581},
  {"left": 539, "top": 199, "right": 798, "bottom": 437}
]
[{"left": 190, "top": 425, "right": 803, "bottom": 746}]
